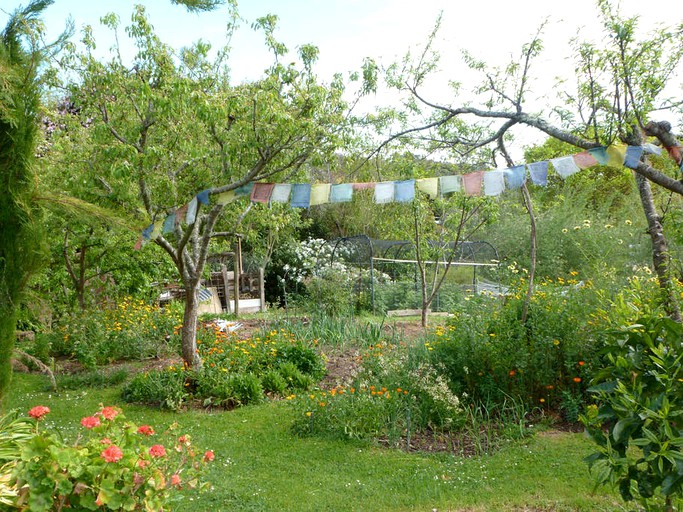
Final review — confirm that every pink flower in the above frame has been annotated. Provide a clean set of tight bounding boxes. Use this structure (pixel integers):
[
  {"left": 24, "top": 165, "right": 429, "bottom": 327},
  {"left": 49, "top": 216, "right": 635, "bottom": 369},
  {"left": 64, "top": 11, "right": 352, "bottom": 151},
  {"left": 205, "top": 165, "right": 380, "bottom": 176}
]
[
  {"left": 81, "top": 416, "right": 101, "bottom": 429},
  {"left": 149, "top": 444, "right": 166, "bottom": 458},
  {"left": 178, "top": 435, "right": 188, "bottom": 444},
  {"left": 137, "top": 425, "right": 155, "bottom": 436},
  {"left": 203, "top": 450, "right": 215, "bottom": 462},
  {"left": 170, "top": 474, "right": 182, "bottom": 487},
  {"left": 28, "top": 406, "right": 50, "bottom": 420},
  {"left": 101, "top": 445, "right": 123, "bottom": 463},
  {"left": 137, "top": 459, "right": 150, "bottom": 469},
  {"left": 100, "top": 438, "right": 112, "bottom": 445},
  {"left": 99, "top": 406, "right": 119, "bottom": 421}
]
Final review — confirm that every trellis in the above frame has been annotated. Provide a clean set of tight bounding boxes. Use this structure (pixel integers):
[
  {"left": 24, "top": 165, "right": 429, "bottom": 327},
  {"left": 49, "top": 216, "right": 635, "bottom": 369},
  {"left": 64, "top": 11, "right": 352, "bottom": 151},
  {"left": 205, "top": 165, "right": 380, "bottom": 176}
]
[{"left": 317, "top": 235, "right": 501, "bottom": 313}]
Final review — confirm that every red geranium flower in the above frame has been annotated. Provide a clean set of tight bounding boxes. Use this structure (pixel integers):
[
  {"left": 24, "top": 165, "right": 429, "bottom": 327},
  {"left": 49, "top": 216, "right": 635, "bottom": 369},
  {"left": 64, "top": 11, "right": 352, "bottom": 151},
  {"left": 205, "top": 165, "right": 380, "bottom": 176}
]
[
  {"left": 81, "top": 416, "right": 101, "bottom": 429},
  {"left": 101, "top": 445, "right": 123, "bottom": 463},
  {"left": 203, "top": 450, "right": 215, "bottom": 462},
  {"left": 137, "top": 425, "right": 155, "bottom": 436},
  {"left": 99, "top": 406, "right": 119, "bottom": 421},
  {"left": 171, "top": 474, "right": 182, "bottom": 487},
  {"left": 149, "top": 444, "right": 166, "bottom": 458},
  {"left": 28, "top": 406, "right": 50, "bottom": 420}
]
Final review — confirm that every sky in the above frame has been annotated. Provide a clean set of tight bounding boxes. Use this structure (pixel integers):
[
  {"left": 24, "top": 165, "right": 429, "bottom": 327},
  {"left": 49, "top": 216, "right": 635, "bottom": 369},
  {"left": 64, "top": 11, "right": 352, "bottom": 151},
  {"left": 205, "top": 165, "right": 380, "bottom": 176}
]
[{"left": 1, "top": 0, "right": 681, "bottom": 150}]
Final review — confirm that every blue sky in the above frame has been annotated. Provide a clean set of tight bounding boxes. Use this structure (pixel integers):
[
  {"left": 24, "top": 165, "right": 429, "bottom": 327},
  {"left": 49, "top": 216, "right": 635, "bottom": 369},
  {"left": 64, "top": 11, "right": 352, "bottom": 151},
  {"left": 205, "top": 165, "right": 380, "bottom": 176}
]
[{"left": 2, "top": 0, "right": 680, "bottom": 149}]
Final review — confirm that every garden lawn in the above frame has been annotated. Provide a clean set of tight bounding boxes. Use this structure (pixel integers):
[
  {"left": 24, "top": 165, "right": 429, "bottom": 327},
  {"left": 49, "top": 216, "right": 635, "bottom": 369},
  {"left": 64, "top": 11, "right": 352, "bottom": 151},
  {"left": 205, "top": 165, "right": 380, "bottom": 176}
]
[{"left": 6, "top": 373, "right": 621, "bottom": 512}]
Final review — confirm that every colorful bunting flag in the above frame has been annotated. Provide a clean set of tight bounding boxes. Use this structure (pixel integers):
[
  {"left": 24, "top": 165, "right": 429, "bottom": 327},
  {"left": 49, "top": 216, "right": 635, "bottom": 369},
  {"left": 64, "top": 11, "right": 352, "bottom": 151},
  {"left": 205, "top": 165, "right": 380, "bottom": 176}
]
[
  {"left": 234, "top": 183, "right": 254, "bottom": 197},
  {"left": 162, "top": 213, "right": 176, "bottom": 234},
  {"left": 215, "top": 190, "right": 236, "bottom": 205},
  {"left": 588, "top": 147, "right": 609, "bottom": 165},
  {"left": 290, "top": 183, "right": 312, "bottom": 208},
  {"left": 551, "top": 156, "right": 580, "bottom": 178},
  {"left": 310, "top": 184, "right": 331, "bottom": 206},
  {"left": 374, "top": 182, "right": 395, "bottom": 204},
  {"left": 462, "top": 171, "right": 484, "bottom": 196},
  {"left": 353, "top": 182, "right": 376, "bottom": 191},
  {"left": 394, "top": 179, "right": 415, "bottom": 203},
  {"left": 186, "top": 197, "right": 198, "bottom": 225},
  {"left": 642, "top": 143, "right": 662, "bottom": 156},
  {"left": 251, "top": 183, "right": 275, "bottom": 204},
  {"left": 270, "top": 183, "right": 292, "bottom": 203},
  {"left": 150, "top": 219, "right": 163, "bottom": 240},
  {"left": 484, "top": 170, "right": 505, "bottom": 196},
  {"left": 527, "top": 161, "right": 548, "bottom": 186},
  {"left": 624, "top": 145, "right": 644, "bottom": 169},
  {"left": 504, "top": 165, "right": 526, "bottom": 189},
  {"left": 196, "top": 189, "right": 211, "bottom": 205},
  {"left": 573, "top": 151, "right": 598, "bottom": 169},
  {"left": 416, "top": 178, "right": 438, "bottom": 198},
  {"left": 606, "top": 144, "right": 627, "bottom": 168},
  {"left": 440, "top": 175, "right": 461, "bottom": 196},
  {"left": 330, "top": 183, "right": 353, "bottom": 203}
]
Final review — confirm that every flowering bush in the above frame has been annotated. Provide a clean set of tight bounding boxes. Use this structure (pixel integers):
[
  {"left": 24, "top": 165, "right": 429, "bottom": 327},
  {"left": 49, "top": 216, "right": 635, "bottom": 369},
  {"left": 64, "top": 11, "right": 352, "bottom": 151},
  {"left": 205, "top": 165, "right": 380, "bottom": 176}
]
[{"left": 11, "top": 405, "right": 213, "bottom": 511}]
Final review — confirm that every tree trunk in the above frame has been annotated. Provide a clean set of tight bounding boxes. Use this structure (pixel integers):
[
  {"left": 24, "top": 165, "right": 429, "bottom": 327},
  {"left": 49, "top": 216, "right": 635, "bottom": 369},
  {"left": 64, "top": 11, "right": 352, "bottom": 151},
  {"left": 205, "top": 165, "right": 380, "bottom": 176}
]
[
  {"left": 634, "top": 173, "right": 682, "bottom": 322},
  {"left": 180, "top": 282, "right": 202, "bottom": 370}
]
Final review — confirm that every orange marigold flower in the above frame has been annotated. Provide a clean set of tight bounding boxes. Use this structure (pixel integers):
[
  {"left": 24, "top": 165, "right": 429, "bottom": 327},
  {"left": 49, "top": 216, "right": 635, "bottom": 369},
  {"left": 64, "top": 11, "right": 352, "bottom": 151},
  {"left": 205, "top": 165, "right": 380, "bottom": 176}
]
[
  {"left": 578, "top": 361, "right": 585, "bottom": 366},
  {"left": 573, "top": 377, "right": 582, "bottom": 383},
  {"left": 149, "top": 444, "right": 167, "bottom": 458},
  {"left": 203, "top": 450, "right": 215, "bottom": 462},
  {"left": 539, "top": 398, "right": 545, "bottom": 403},
  {"left": 99, "top": 406, "right": 119, "bottom": 421},
  {"left": 137, "top": 425, "right": 155, "bottom": 436},
  {"left": 101, "top": 445, "right": 123, "bottom": 463},
  {"left": 28, "top": 406, "right": 50, "bottom": 420},
  {"left": 81, "top": 416, "right": 101, "bottom": 429},
  {"left": 509, "top": 370, "right": 516, "bottom": 377}
]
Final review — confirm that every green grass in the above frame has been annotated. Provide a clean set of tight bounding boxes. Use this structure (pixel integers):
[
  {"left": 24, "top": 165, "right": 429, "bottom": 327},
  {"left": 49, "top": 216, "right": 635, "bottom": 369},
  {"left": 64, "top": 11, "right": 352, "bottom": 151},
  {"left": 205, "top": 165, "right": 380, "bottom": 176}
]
[{"left": 4, "top": 373, "right": 621, "bottom": 511}]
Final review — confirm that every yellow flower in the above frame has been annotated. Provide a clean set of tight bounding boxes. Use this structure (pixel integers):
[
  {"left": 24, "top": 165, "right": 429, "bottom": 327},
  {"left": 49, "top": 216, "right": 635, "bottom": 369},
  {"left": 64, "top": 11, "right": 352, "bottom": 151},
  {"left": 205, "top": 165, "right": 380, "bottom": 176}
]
[{"left": 305, "top": 412, "right": 312, "bottom": 417}]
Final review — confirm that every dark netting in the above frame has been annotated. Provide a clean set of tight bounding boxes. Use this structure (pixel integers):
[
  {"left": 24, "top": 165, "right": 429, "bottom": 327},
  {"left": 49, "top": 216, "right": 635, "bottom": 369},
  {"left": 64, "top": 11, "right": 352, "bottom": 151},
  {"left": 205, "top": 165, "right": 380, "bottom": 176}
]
[{"left": 316, "top": 236, "right": 501, "bottom": 314}]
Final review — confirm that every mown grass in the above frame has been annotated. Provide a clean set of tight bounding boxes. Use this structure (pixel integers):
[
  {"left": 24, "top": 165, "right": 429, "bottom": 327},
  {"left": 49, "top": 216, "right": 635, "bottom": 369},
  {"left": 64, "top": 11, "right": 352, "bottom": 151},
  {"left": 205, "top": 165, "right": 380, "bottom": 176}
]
[{"left": 4, "top": 373, "right": 622, "bottom": 511}]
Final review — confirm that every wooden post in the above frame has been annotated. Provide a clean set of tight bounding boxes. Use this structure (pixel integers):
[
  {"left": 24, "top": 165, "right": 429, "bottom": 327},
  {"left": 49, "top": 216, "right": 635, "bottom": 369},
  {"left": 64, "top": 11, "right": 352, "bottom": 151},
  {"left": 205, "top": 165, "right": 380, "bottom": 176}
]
[
  {"left": 259, "top": 267, "right": 266, "bottom": 312},
  {"left": 220, "top": 264, "right": 231, "bottom": 313},
  {"left": 233, "top": 244, "right": 240, "bottom": 317}
]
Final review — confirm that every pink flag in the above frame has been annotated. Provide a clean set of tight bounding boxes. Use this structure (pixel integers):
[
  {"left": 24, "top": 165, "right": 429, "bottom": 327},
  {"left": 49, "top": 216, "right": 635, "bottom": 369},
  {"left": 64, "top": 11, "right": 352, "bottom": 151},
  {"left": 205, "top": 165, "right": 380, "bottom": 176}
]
[
  {"left": 462, "top": 171, "right": 484, "bottom": 196},
  {"left": 573, "top": 151, "right": 598, "bottom": 169},
  {"left": 352, "top": 182, "right": 376, "bottom": 191},
  {"left": 251, "top": 183, "right": 275, "bottom": 204}
]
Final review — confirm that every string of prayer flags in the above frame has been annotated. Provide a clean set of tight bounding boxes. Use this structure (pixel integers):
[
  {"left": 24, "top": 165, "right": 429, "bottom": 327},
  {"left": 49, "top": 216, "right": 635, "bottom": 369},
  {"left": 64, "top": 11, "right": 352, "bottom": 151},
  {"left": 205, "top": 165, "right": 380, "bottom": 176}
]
[
  {"left": 136, "top": 143, "right": 676, "bottom": 248},
  {"left": 394, "top": 179, "right": 415, "bottom": 202},
  {"left": 270, "top": 183, "right": 292, "bottom": 203},
  {"left": 527, "top": 161, "right": 548, "bottom": 186},
  {"left": 462, "top": 171, "right": 484, "bottom": 196},
  {"left": 251, "top": 183, "right": 275, "bottom": 204},
  {"left": 290, "top": 183, "right": 311, "bottom": 208},
  {"left": 310, "top": 183, "right": 331, "bottom": 206},
  {"left": 551, "top": 156, "right": 580, "bottom": 179},
  {"left": 330, "top": 183, "right": 353, "bottom": 202},
  {"left": 504, "top": 165, "right": 526, "bottom": 189},
  {"left": 416, "top": 177, "right": 439, "bottom": 199},
  {"left": 374, "top": 182, "right": 395, "bottom": 204},
  {"left": 439, "top": 175, "right": 461, "bottom": 196},
  {"left": 483, "top": 170, "right": 505, "bottom": 196}
]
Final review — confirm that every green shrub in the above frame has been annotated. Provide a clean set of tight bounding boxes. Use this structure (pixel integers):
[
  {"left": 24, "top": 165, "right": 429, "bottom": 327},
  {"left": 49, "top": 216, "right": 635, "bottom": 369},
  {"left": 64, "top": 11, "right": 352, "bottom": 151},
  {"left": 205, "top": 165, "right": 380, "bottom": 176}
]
[
  {"left": 56, "top": 369, "right": 128, "bottom": 390},
  {"left": 581, "top": 316, "right": 683, "bottom": 510},
  {"left": 277, "top": 362, "right": 314, "bottom": 391},
  {"left": 261, "top": 370, "right": 288, "bottom": 395},
  {"left": 277, "top": 344, "right": 326, "bottom": 380},
  {"left": 121, "top": 369, "right": 187, "bottom": 411}
]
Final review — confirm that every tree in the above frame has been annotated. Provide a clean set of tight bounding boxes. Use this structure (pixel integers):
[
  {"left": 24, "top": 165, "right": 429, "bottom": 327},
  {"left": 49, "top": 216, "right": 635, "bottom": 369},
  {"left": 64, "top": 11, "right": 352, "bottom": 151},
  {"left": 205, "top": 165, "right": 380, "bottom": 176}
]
[
  {"left": 52, "top": 7, "right": 348, "bottom": 370},
  {"left": 0, "top": 0, "right": 70, "bottom": 402},
  {"left": 367, "top": 1, "right": 683, "bottom": 321}
]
